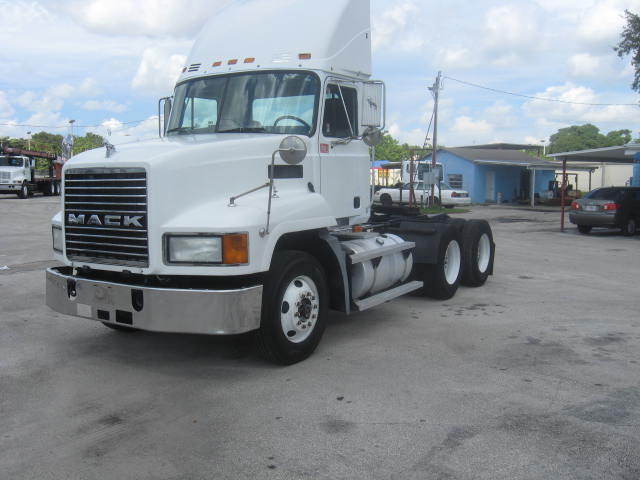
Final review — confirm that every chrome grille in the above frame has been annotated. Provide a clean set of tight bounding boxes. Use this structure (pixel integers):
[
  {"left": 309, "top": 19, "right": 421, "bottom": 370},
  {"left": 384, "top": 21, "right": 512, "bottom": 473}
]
[
  {"left": 0, "top": 172, "right": 10, "bottom": 182},
  {"left": 64, "top": 168, "right": 149, "bottom": 267}
]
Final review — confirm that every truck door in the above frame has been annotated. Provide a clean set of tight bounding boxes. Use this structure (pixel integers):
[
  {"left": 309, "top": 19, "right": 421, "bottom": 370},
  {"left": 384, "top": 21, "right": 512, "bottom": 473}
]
[{"left": 319, "top": 82, "right": 370, "bottom": 223}]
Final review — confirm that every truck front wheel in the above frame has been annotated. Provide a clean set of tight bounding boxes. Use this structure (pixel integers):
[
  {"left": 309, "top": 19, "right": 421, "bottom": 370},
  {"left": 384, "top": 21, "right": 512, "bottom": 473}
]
[
  {"left": 18, "top": 183, "right": 29, "bottom": 199},
  {"left": 256, "top": 250, "right": 328, "bottom": 365}
]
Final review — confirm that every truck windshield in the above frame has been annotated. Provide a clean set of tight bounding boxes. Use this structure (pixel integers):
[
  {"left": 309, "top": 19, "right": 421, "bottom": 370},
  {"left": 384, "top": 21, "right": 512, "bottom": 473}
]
[
  {"left": 167, "top": 71, "right": 320, "bottom": 137},
  {"left": 0, "top": 157, "right": 23, "bottom": 167}
]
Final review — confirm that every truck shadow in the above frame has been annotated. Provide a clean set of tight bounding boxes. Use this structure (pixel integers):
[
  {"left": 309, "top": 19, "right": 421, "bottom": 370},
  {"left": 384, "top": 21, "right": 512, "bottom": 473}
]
[
  {"left": 69, "top": 328, "right": 268, "bottom": 373},
  {"left": 66, "top": 310, "right": 390, "bottom": 372}
]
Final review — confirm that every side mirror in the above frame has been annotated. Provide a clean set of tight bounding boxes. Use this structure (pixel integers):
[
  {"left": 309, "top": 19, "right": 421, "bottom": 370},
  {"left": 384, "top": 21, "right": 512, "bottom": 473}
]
[
  {"left": 362, "top": 127, "right": 382, "bottom": 147},
  {"left": 278, "top": 136, "right": 307, "bottom": 165},
  {"left": 361, "top": 81, "right": 385, "bottom": 129},
  {"left": 158, "top": 97, "right": 172, "bottom": 138},
  {"left": 163, "top": 98, "right": 172, "bottom": 134}
]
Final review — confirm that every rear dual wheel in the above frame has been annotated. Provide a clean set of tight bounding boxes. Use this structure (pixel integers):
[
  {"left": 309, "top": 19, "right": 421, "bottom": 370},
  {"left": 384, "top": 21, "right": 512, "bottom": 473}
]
[
  {"left": 461, "top": 220, "right": 494, "bottom": 287},
  {"left": 422, "top": 225, "right": 463, "bottom": 300}
]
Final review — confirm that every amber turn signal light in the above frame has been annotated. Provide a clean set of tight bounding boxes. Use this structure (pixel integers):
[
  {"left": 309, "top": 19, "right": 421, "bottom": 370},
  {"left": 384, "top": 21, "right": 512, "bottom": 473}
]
[{"left": 223, "top": 234, "right": 249, "bottom": 265}]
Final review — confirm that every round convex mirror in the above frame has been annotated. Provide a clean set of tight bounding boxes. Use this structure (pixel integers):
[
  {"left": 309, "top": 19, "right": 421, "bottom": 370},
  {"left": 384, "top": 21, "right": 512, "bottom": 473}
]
[
  {"left": 279, "top": 136, "right": 307, "bottom": 165},
  {"left": 362, "top": 127, "right": 383, "bottom": 147}
]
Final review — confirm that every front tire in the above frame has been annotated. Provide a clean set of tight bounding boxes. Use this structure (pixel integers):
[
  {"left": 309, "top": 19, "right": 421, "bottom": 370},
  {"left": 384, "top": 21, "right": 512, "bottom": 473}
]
[
  {"left": 18, "top": 183, "right": 29, "bottom": 199},
  {"left": 256, "top": 251, "right": 328, "bottom": 365},
  {"left": 422, "top": 225, "right": 463, "bottom": 300}
]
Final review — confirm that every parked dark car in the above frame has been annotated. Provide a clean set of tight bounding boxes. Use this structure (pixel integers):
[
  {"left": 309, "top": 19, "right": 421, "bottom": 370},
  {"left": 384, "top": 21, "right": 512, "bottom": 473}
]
[{"left": 570, "top": 187, "right": 640, "bottom": 236}]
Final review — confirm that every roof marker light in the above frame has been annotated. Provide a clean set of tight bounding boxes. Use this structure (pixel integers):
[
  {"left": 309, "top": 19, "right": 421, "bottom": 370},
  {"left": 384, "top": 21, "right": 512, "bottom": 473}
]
[
  {"left": 244, "top": 57, "right": 255, "bottom": 64},
  {"left": 213, "top": 61, "right": 222, "bottom": 67},
  {"left": 228, "top": 59, "right": 238, "bottom": 65},
  {"left": 299, "top": 53, "right": 312, "bottom": 60}
]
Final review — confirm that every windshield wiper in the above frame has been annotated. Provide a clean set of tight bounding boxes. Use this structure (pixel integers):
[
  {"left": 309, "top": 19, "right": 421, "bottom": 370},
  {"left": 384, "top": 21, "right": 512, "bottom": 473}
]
[
  {"left": 218, "top": 127, "right": 266, "bottom": 133},
  {"left": 166, "top": 127, "right": 194, "bottom": 135}
]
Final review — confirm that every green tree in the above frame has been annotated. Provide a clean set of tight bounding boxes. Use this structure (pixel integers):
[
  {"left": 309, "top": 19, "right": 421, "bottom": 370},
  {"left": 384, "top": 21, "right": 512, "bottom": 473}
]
[
  {"left": 615, "top": 10, "right": 640, "bottom": 92},
  {"left": 1, "top": 131, "right": 104, "bottom": 156},
  {"left": 374, "top": 134, "right": 412, "bottom": 162},
  {"left": 548, "top": 124, "right": 632, "bottom": 154},
  {"left": 604, "top": 129, "right": 632, "bottom": 146},
  {"left": 74, "top": 132, "right": 105, "bottom": 155}
]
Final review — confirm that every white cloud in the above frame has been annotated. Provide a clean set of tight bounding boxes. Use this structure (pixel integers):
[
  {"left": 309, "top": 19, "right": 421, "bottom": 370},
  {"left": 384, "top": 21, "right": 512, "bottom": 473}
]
[
  {"left": 83, "top": 100, "right": 128, "bottom": 113},
  {"left": 484, "top": 4, "right": 542, "bottom": 57},
  {"left": 93, "top": 116, "right": 159, "bottom": 144},
  {"left": 132, "top": 47, "right": 187, "bottom": 96},
  {"left": 71, "top": 0, "right": 233, "bottom": 37},
  {"left": 439, "top": 47, "right": 478, "bottom": 69},
  {"left": 577, "top": 1, "right": 627, "bottom": 48},
  {"left": 372, "top": 1, "right": 422, "bottom": 51},
  {"left": 17, "top": 91, "right": 64, "bottom": 113},
  {"left": 452, "top": 116, "right": 493, "bottom": 135},
  {"left": 568, "top": 53, "right": 601, "bottom": 77},
  {"left": 0, "top": 91, "right": 15, "bottom": 118},
  {"left": 523, "top": 82, "right": 640, "bottom": 126}
]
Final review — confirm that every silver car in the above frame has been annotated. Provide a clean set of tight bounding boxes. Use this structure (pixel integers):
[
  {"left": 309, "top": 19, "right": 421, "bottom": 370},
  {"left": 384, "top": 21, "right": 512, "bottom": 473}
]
[{"left": 570, "top": 187, "right": 640, "bottom": 236}]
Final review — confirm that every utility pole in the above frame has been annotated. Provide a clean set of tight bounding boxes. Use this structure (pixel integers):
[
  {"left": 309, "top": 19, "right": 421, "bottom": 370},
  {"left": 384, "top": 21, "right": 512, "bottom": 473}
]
[
  {"left": 27, "top": 131, "right": 32, "bottom": 150},
  {"left": 428, "top": 71, "right": 442, "bottom": 207}
]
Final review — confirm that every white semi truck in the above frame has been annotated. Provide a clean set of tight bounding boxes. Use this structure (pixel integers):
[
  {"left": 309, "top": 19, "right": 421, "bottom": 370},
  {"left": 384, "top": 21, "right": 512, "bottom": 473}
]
[{"left": 46, "top": 0, "right": 495, "bottom": 364}]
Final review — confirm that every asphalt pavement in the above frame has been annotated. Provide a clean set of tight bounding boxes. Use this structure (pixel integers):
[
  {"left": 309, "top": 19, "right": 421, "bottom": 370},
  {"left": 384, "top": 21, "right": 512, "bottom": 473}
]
[{"left": 1, "top": 194, "right": 639, "bottom": 480}]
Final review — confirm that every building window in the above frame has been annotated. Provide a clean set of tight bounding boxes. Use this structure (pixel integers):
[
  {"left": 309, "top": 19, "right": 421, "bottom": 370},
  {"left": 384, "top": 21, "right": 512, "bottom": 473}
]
[{"left": 448, "top": 173, "right": 463, "bottom": 189}]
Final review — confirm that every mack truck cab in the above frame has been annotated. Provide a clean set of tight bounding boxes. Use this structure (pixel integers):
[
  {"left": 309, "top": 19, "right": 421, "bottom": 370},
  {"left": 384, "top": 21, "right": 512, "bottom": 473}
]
[{"left": 46, "top": 0, "right": 495, "bottom": 364}]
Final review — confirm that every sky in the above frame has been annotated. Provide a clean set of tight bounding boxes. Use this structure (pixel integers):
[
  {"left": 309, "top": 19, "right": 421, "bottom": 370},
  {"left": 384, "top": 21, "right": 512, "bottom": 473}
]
[{"left": 0, "top": 0, "right": 639, "bottom": 148}]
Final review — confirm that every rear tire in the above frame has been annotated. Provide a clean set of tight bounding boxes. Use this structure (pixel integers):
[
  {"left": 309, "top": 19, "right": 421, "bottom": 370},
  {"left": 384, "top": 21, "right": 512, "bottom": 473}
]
[
  {"left": 102, "top": 322, "right": 139, "bottom": 332},
  {"left": 380, "top": 194, "right": 392, "bottom": 207},
  {"left": 622, "top": 217, "right": 637, "bottom": 237},
  {"left": 461, "top": 220, "right": 494, "bottom": 287},
  {"left": 577, "top": 225, "right": 592, "bottom": 234},
  {"left": 422, "top": 225, "right": 462, "bottom": 300},
  {"left": 256, "top": 250, "right": 328, "bottom": 365}
]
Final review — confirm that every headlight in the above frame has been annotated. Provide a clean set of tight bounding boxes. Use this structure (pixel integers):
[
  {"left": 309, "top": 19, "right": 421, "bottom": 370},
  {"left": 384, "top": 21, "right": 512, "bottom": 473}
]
[
  {"left": 166, "top": 235, "right": 222, "bottom": 264},
  {"left": 165, "top": 233, "right": 248, "bottom": 265},
  {"left": 52, "top": 225, "right": 63, "bottom": 253}
]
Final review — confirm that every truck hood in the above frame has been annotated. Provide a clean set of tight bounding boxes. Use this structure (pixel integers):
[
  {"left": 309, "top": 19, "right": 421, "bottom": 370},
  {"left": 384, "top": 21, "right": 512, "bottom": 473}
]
[
  {"left": 64, "top": 133, "right": 289, "bottom": 169},
  {"left": 61, "top": 133, "right": 328, "bottom": 233}
]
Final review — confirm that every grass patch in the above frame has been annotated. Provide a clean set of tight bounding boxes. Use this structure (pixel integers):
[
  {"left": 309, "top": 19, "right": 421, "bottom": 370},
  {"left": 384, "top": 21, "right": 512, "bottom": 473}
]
[{"left": 421, "top": 207, "right": 471, "bottom": 215}]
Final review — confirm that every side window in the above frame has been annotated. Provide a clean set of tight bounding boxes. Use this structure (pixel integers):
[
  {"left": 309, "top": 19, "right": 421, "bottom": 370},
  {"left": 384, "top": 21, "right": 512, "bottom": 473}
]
[
  {"left": 448, "top": 174, "right": 463, "bottom": 189},
  {"left": 322, "top": 84, "right": 358, "bottom": 138}
]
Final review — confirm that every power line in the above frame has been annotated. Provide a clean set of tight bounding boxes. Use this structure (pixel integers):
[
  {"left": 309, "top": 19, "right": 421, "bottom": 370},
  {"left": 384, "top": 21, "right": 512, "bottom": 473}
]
[{"left": 444, "top": 76, "right": 640, "bottom": 107}]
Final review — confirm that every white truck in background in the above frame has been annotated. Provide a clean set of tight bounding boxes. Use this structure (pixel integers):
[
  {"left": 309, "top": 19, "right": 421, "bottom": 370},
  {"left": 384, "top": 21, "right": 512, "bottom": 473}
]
[
  {"left": 0, "top": 148, "right": 62, "bottom": 198},
  {"left": 46, "top": 0, "right": 495, "bottom": 364}
]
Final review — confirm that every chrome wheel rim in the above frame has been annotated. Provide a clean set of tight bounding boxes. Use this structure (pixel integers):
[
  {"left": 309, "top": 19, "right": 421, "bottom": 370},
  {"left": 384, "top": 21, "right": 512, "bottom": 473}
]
[
  {"left": 280, "top": 275, "right": 319, "bottom": 344},
  {"left": 477, "top": 234, "right": 491, "bottom": 273},
  {"left": 443, "top": 240, "right": 461, "bottom": 285}
]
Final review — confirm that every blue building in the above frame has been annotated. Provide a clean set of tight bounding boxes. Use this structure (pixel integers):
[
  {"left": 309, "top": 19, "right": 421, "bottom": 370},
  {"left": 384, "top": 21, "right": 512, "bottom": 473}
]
[{"left": 421, "top": 147, "right": 557, "bottom": 204}]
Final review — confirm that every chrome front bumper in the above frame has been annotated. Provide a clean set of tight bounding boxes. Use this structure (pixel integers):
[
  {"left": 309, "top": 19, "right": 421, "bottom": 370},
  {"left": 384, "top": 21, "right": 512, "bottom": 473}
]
[{"left": 46, "top": 267, "right": 263, "bottom": 335}]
